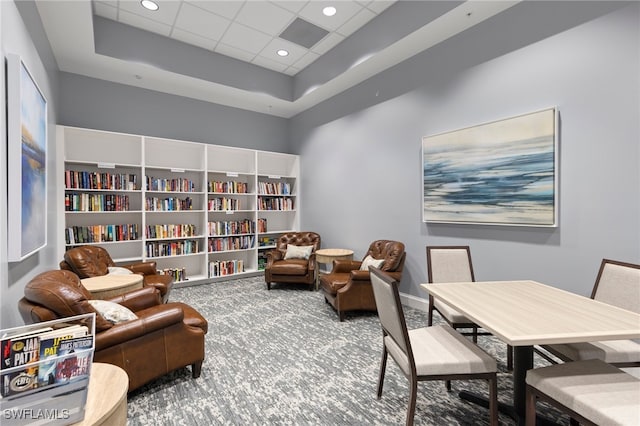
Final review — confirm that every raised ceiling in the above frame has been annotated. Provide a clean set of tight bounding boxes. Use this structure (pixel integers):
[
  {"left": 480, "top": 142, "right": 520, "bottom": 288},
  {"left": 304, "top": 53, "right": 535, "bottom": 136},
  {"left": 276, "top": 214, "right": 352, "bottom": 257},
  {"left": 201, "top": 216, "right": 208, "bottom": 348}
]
[{"left": 35, "top": 1, "right": 520, "bottom": 118}]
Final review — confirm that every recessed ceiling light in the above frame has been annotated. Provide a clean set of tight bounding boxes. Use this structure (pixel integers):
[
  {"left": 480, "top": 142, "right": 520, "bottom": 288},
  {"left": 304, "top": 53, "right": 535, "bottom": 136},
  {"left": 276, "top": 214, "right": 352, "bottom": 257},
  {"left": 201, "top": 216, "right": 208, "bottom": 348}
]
[
  {"left": 277, "top": 49, "right": 289, "bottom": 57},
  {"left": 323, "top": 6, "right": 337, "bottom": 17},
  {"left": 141, "top": 0, "right": 159, "bottom": 11}
]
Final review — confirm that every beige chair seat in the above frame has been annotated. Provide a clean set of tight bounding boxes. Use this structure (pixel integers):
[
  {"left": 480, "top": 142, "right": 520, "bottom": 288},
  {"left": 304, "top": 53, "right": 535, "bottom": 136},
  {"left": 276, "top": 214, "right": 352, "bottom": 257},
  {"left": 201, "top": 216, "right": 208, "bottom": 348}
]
[
  {"left": 526, "top": 359, "right": 640, "bottom": 426},
  {"left": 432, "top": 299, "right": 473, "bottom": 324},
  {"left": 547, "top": 340, "right": 640, "bottom": 365},
  {"left": 385, "top": 325, "right": 496, "bottom": 376}
]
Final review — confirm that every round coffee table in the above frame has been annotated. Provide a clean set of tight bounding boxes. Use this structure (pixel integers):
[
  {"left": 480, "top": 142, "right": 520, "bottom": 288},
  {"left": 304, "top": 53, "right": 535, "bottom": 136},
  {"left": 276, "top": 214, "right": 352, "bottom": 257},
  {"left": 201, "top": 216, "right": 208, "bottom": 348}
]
[
  {"left": 81, "top": 275, "right": 144, "bottom": 300},
  {"left": 315, "top": 248, "right": 354, "bottom": 290}
]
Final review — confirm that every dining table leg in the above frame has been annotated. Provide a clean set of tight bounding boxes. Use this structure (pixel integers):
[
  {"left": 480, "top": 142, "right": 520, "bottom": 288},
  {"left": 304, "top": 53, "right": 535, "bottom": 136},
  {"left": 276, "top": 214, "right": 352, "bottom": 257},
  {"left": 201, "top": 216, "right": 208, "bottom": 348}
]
[{"left": 513, "top": 345, "right": 534, "bottom": 425}]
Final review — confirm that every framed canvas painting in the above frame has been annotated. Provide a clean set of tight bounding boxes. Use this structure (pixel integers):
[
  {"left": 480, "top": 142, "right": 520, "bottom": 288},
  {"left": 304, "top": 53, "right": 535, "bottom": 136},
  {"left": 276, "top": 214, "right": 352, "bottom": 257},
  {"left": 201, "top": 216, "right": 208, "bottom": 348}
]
[
  {"left": 7, "top": 54, "right": 48, "bottom": 261},
  {"left": 422, "top": 107, "right": 558, "bottom": 227}
]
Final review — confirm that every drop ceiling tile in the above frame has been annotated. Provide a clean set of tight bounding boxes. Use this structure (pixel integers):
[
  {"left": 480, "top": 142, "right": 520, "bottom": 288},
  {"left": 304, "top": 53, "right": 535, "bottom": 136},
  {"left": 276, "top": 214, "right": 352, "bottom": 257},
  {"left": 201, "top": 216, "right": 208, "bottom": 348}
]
[
  {"left": 366, "top": 1, "right": 395, "bottom": 14},
  {"left": 235, "top": 2, "right": 295, "bottom": 35},
  {"left": 220, "top": 22, "right": 272, "bottom": 54},
  {"left": 93, "top": 2, "right": 118, "bottom": 20},
  {"left": 283, "top": 66, "right": 301, "bottom": 76},
  {"left": 260, "top": 38, "right": 307, "bottom": 65},
  {"left": 215, "top": 42, "right": 257, "bottom": 62},
  {"left": 251, "top": 55, "right": 289, "bottom": 73},
  {"left": 269, "top": 1, "right": 308, "bottom": 14},
  {"left": 118, "top": 10, "right": 172, "bottom": 37},
  {"left": 336, "top": 7, "right": 376, "bottom": 37},
  {"left": 171, "top": 28, "right": 216, "bottom": 50},
  {"left": 118, "top": 0, "right": 182, "bottom": 26},
  {"left": 310, "top": 31, "right": 344, "bottom": 55},
  {"left": 174, "top": 2, "right": 230, "bottom": 41},
  {"left": 186, "top": 1, "right": 244, "bottom": 20},
  {"left": 95, "top": 0, "right": 118, "bottom": 8},
  {"left": 298, "top": 1, "right": 364, "bottom": 31},
  {"left": 293, "top": 50, "right": 320, "bottom": 69}
]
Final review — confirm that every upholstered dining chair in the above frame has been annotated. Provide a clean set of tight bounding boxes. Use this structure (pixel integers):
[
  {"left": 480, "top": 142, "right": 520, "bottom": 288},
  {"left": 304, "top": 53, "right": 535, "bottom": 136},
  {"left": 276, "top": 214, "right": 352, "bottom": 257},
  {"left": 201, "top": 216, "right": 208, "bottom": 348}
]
[
  {"left": 264, "top": 231, "right": 321, "bottom": 290},
  {"left": 426, "top": 246, "right": 513, "bottom": 371},
  {"left": 540, "top": 259, "right": 640, "bottom": 368},
  {"left": 320, "top": 240, "right": 405, "bottom": 321},
  {"left": 369, "top": 267, "right": 498, "bottom": 426}
]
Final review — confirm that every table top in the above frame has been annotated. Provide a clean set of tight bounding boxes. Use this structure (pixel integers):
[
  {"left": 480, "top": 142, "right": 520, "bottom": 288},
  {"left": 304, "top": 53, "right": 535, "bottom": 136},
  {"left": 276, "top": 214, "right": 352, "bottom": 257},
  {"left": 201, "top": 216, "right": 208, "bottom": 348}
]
[
  {"left": 421, "top": 280, "right": 640, "bottom": 346},
  {"left": 73, "top": 363, "right": 128, "bottom": 425},
  {"left": 81, "top": 274, "right": 143, "bottom": 292},
  {"left": 316, "top": 248, "right": 354, "bottom": 257}
]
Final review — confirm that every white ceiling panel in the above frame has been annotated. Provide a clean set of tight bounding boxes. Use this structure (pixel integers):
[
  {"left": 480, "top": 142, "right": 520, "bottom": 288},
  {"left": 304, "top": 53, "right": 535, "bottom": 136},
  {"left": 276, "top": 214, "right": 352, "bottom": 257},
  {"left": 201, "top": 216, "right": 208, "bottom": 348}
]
[
  {"left": 185, "top": 0, "right": 243, "bottom": 19},
  {"left": 298, "top": 1, "right": 364, "bottom": 31},
  {"left": 220, "top": 22, "right": 272, "bottom": 54},
  {"left": 118, "top": 0, "right": 183, "bottom": 26},
  {"left": 336, "top": 7, "right": 376, "bottom": 37},
  {"left": 235, "top": 2, "right": 295, "bottom": 35},
  {"left": 171, "top": 28, "right": 216, "bottom": 50},
  {"left": 118, "top": 9, "right": 172, "bottom": 36},
  {"left": 174, "top": 2, "right": 230, "bottom": 41}
]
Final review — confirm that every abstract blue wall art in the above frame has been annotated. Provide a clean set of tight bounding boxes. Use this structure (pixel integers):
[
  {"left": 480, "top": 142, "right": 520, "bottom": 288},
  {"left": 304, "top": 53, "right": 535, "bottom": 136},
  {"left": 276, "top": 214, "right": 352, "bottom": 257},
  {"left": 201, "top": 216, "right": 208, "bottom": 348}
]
[
  {"left": 7, "top": 54, "right": 48, "bottom": 261},
  {"left": 422, "top": 108, "right": 557, "bottom": 226}
]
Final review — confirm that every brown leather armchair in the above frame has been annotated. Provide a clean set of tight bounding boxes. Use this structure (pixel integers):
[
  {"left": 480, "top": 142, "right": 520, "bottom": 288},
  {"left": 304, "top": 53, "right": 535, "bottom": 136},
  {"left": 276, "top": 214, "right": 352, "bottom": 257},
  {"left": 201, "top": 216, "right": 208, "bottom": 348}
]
[
  {"left": 60, "top": 245, "right": 173, "bottom": 303},
  {"left": 320, "top": 240, "right": 406, "bottom": 321},
  {"left": 264, "top": 232, "right": 321, "bottom": 290},
  {"left": 18, "top": 270, "right": 207, "bottom": 392}
]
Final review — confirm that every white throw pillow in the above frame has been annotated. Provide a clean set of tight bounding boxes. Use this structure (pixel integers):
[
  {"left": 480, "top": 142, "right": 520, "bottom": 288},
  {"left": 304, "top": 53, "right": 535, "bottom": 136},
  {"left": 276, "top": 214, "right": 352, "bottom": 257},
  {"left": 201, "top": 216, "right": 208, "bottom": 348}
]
[
  {"left": 360, "top": 255, "right": 385, "bottom": 271},
  {"left": 88, "top": 300, "right": 137, "bottom": 324},
  {"left": 107, "top": 266, "right": 133, "bottom": 275},
  {"left": 284, "top": 244, "right": 314, "bottom": 260}
]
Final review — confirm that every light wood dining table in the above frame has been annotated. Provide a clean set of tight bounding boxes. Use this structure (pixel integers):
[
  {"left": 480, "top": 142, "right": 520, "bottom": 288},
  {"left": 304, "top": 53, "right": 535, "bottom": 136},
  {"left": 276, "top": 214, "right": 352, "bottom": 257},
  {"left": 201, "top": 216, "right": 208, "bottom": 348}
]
[{"left": 421, "top": 280, "right": 640, "bottom": 425}]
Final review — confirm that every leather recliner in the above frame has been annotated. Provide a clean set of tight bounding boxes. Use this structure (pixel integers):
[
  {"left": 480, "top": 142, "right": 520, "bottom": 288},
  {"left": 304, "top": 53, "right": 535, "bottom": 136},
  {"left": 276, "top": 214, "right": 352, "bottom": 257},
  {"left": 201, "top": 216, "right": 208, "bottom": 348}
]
[
  {"left": 60, "top": 245, "right": 173, "bottom": 303},
  {"left": 264, "top": 232, "right": 321, "bottom": 290},
  {"left": 320, "top": 240, "right": 406, "bottom": 321},
  {"left": 18, "top": 270, "right": 208, "bottom": 392}
]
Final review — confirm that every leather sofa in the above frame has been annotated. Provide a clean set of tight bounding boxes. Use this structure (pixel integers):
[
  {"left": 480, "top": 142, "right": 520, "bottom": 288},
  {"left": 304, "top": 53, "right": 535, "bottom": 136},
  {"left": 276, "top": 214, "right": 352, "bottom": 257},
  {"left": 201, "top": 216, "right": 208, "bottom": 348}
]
[
  {"left": 320, "top": 240, "right": 406, "bottom": 321},
  {"left": 264, "top": 232, "right": 321, "bottom": 290},
  {"left": 18, "top": 269, "right": 207, "bottom": 392},
  {"left": 60, "top": 245, "right": 173, "bottom": 303}
]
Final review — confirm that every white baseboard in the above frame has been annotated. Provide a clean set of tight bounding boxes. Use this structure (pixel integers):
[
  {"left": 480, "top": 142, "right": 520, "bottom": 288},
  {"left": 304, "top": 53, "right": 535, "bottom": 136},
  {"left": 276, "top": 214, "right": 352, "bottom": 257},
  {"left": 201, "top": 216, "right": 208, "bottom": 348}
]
[{"left": 399, "top": 292, "right": 429, "bottom": 312}]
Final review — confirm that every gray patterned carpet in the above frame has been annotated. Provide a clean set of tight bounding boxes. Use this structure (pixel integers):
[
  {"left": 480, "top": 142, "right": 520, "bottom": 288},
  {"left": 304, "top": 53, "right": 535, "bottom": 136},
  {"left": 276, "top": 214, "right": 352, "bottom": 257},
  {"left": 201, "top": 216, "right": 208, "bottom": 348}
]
[{"left": 127, "top": 276, "right": 567, "bottom": 425}]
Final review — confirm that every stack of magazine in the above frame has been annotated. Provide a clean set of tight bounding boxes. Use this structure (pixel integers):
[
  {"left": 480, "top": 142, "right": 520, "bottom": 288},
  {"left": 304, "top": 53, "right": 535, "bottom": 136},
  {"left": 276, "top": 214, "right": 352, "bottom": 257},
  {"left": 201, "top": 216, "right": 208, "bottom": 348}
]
[{"left": 0, "top": 313, "right": 96, "bottom": 425}]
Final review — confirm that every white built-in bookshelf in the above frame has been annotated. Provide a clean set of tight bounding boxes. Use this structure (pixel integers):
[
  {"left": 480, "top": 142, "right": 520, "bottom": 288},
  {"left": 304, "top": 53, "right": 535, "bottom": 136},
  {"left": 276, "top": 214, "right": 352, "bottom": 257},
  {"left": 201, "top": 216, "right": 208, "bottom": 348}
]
[{"left": 58, "top": 125, "right": 299, "bottom": 287}]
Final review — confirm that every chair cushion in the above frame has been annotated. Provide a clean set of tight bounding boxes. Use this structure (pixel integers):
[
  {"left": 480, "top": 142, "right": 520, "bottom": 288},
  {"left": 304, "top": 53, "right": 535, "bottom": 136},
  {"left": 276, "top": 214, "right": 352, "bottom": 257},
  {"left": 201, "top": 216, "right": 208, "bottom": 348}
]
[
  {"left": 527, "top": 359, "right": 640, "bottom": 426},
  {"left": 434, "top": 299, "right": 473, "bottom": 324},
  {"left": 545, "top": 340, "right": 640, "bottom": 364},
  {"left": 359, "top": 255, "right": 385, "bottom": 271},
  {"left": 319, "top": 273, "right": 350, "bottom": 295},
  {"left": 270, "top": 259, "right": 309, "bottom": 276},
  {"left": 384, "top": 325, "right": 496, "bottom": 376},
  {"left": 88, "top": 300, "right": 137, "bottom": 324}
]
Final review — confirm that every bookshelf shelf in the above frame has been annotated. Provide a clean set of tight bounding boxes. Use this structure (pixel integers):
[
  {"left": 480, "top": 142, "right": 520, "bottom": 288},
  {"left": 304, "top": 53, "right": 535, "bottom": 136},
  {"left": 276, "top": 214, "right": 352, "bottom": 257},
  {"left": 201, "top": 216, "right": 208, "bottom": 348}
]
[{"left": 59, "top": 125, "right": 299, "bottom": 286}]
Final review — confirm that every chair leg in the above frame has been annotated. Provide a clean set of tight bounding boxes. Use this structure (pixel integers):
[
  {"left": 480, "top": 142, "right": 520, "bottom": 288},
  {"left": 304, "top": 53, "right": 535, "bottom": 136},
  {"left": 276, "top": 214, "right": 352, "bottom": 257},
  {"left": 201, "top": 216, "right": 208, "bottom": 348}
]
[
  {"left": 406, "top": 376, "right": 417, "bottom": 426},
  {"left": 266, "top": 282, "right": 271, "bottom": 290},
  {"left": 569, "top": 419, "right": 580, "bottom": 426},
  {"left": 488, "top": 376, "right": 498, "bottom": 426},
  {"left": 192, "top": 361, "right": 203, "bottom": 378},
  {"left": 377, "top": 348, "right": 388, "bottom": 399},
  {"left": 525, "top": 386, "right": 537, "bottom": 426},
  {"left": 507, "top": 345, "right": 513, "bottom": 371},
  {"left": 338, "top": 310, "right": 345, "bottom": 322},
  {"left": 472, "top": 326, "right": 478, "bottom": 343},
  {"left": 445, "top": 380, "right": 451, "bottom": 392},
  {"left": 427, "top": 297, "right": 434, "bottom": 326}
]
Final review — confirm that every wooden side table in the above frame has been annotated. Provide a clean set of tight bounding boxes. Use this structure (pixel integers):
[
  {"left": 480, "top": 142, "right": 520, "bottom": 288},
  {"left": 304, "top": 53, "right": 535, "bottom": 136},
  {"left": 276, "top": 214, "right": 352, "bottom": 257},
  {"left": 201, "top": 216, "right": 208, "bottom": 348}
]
[
  {"left": 81, "top": 275, "right": 143, "bottom": 300},
  {"left": 73, "top": 362, "right": 128, "bottom": 426},
  {"left": 316, "top": 248, "right": 354, "bottom": 290}
]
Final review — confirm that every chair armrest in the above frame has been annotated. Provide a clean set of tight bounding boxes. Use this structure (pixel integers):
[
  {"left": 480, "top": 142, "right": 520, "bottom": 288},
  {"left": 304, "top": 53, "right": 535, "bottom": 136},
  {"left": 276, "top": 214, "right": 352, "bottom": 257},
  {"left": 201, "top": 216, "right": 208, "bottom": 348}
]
[
  {"left": 124, "top": 261, "right": 157, "bottom": 276},
  {"left": 349, "top": 269, "right": 370, "bottom": 281},
  {"left": 266, "top": 249, "right": 284, "bottom": 267},
  {"left": 105, "top": 287, "right": 162, "bottom": 311},
  {"left": 331, "top": 260, "right": 362, "bottom": 273},
  {"left": 95, "top": 304, "right": 184, "bottom": 351}
]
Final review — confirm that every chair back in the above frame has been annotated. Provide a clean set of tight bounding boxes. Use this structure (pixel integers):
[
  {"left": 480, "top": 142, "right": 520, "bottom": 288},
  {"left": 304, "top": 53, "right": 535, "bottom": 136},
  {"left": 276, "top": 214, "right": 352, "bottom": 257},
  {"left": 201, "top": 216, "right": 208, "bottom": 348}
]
[
  {"left": 426, "top": 246, "right": 475, "bottom": 283},
  {"left": 591, "top": 259, "right": 640, "bottom": 314},
  {"left": 275, "top": 232, "right": 321, "bottom": 253},
  {"left": 365, "top": 240, "right": 406, "bottom": 272},
  {"left": 62, "top": 246, "right": 116, "bottom": 278},
  {"left": 370, "top": 267, "right": 412, "bottom": 363}
]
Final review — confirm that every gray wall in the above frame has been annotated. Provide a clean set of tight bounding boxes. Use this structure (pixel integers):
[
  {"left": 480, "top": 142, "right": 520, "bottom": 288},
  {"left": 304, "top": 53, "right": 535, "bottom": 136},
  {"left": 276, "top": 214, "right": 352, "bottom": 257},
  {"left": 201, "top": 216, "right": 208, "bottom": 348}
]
[
  {"left": 58, "top": 72, "right": 289, "bottom": 152},
  {"left": 290, "top": 3, "right": 640, "bottom": 300},
  {"left": 1, "top": 0, "right": 60, "bottom": 328}
]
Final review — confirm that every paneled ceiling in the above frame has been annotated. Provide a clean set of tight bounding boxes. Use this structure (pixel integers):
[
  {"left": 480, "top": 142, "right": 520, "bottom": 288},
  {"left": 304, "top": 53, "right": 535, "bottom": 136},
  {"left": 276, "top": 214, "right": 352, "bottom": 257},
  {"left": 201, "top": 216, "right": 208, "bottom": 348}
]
[{"left": 35, "top": 1, "right": 520, "bottom": 117}]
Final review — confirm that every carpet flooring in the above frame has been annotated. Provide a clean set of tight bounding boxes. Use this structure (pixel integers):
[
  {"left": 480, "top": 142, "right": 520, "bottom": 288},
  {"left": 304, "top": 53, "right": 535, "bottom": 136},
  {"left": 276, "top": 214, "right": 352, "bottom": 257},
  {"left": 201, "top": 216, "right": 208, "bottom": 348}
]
[{"left": 127, "top": 276, "right": 567, "bottom": 425}]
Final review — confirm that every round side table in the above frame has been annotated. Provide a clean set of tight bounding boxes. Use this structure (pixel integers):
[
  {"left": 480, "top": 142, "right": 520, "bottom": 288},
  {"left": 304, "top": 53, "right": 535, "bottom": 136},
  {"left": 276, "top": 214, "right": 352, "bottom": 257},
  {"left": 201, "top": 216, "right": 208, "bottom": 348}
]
[
  {"left": 315, "top": 248, "right": 354, "bottom": 290},
  {"left": 81, "top": 275, "right": 143, "bottom": 299},
  {"left": 73, "top": 362, "right": 128, "bottom": 426}
]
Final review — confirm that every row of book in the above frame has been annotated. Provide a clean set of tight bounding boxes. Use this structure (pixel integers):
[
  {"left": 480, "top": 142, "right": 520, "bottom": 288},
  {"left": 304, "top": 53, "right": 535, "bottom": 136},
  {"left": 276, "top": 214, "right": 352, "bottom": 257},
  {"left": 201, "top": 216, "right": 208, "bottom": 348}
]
[
  {"left": 1, "top": 320, "right": 93, "bottom": 398},
  {"left": 145, "top": 196, "right": 194, "bottom": 211},
  {"left": 258, "top": 181, "right": 292, "bottom": 195},
  {"left": 64, "top": 193, "right": 131, "bottom": 212},
  {"left": 146, "top": 176, "right": 197, "bottom": 193},
  {"left": 146, "top": 224, "right": 197, "bottom": 239},
  {"left": 159, "top": 267, "right": 187, "bottom": 282},
  {"left": 145, "top": 240, "right": 200, "bottom": 257},
  {"left": 258, "top": 197, "right": 294, "bottom": 211},
  {"left": 208, "top": 236, "right": 254, "bottom": 252},
  {"left": 65, "top": 170, "right": 138, "bottom": 191},
  {"left": 207, "top": 220, "right": 255, "bottom": 236},
  {"left": 208, "top": 197, "right": 241, "bottom": 211},
  {"left": 207, "top": 181, "right": 249, "bottom": 194},
  {"left": 209, "top": 260, "right": 244, "bottom": 277},
  {"left": 257, "top": 218, "right": 268, "bottom": 233},
  {"left": 65, "top": 224, "right": 140, "bottom": 244},
  {"left": 257, "top": 236, "right": 276, "bottom": 247}
]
